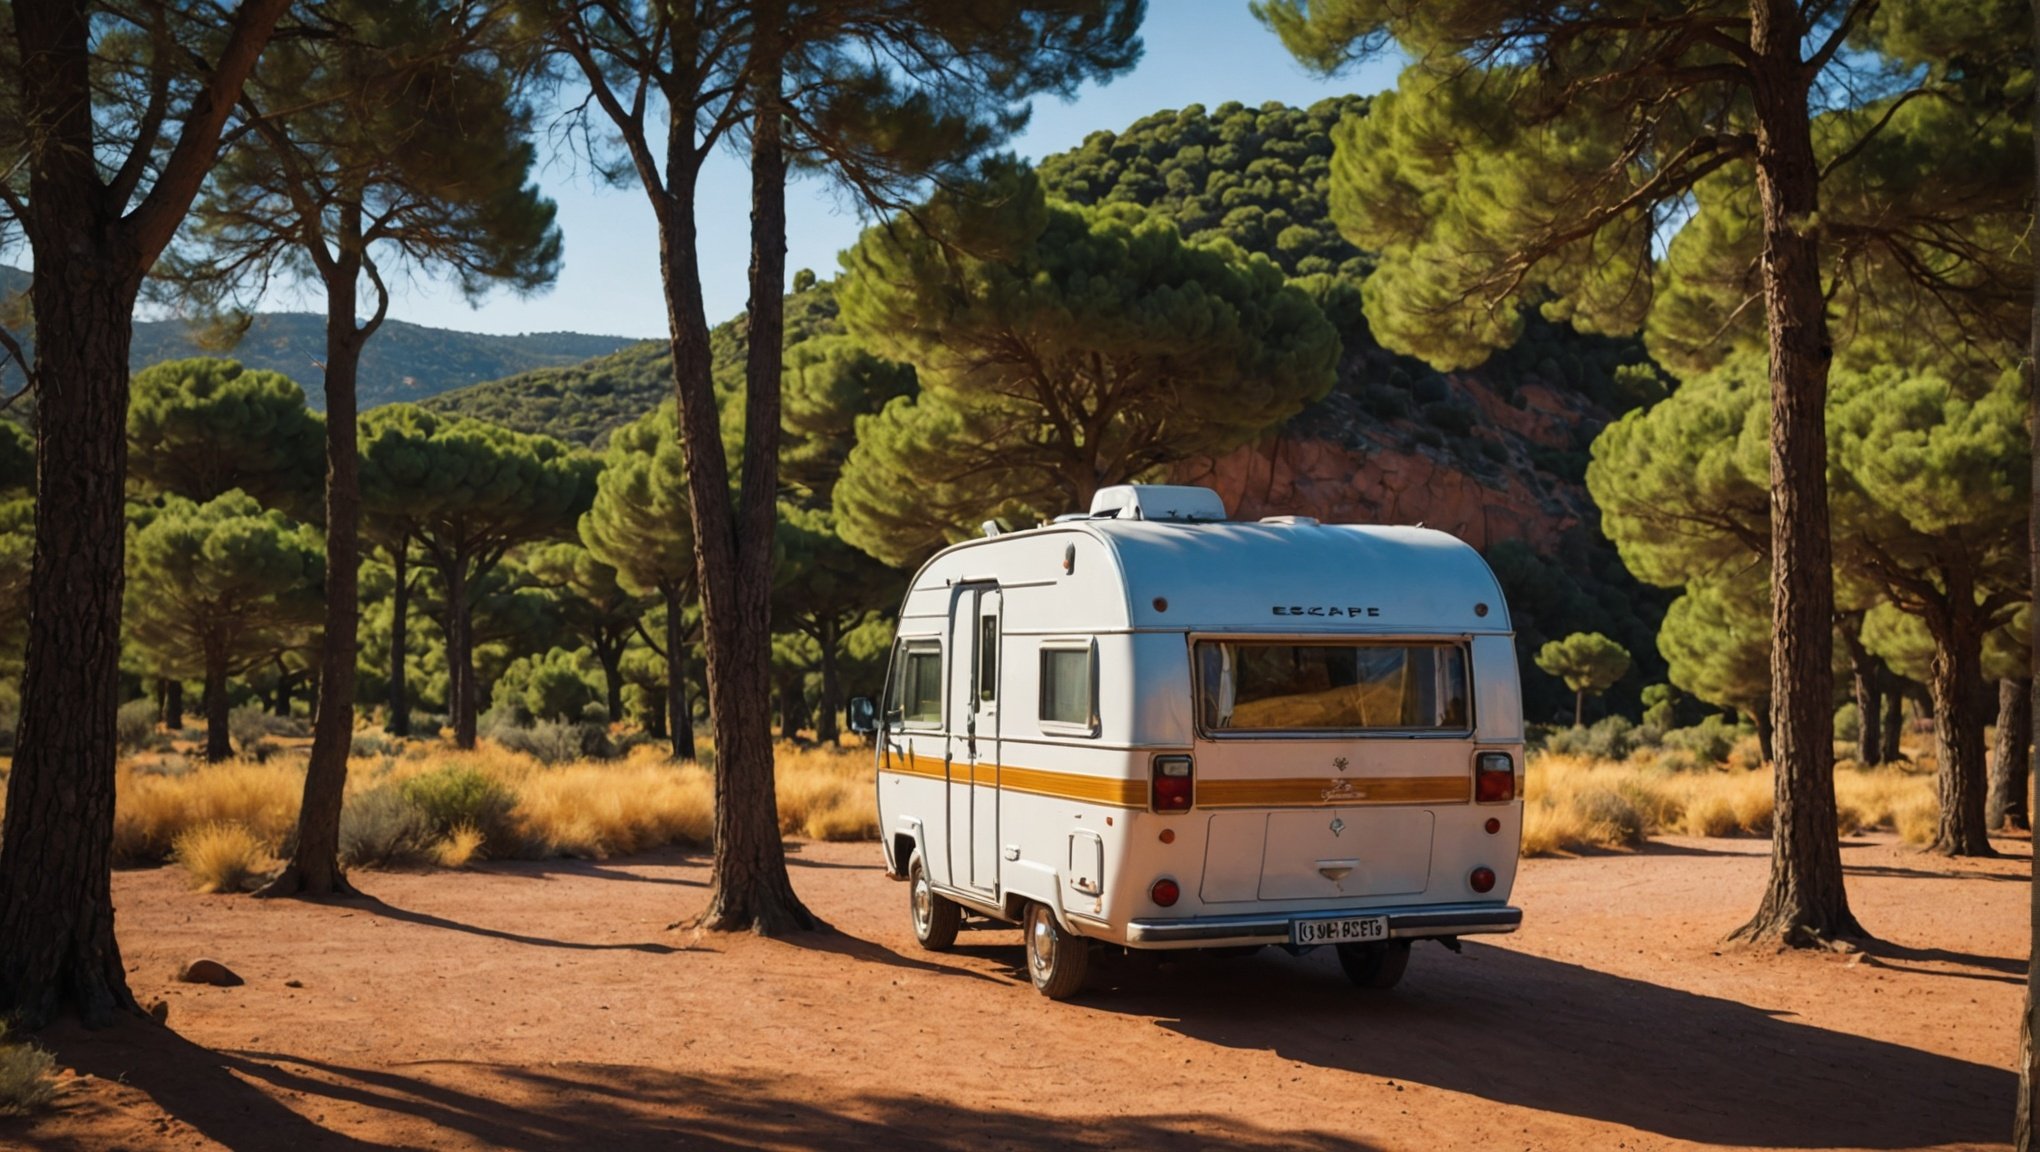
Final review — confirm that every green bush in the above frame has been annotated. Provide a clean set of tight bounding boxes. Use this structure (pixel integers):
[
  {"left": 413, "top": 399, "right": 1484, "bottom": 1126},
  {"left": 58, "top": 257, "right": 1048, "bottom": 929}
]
[
  {"left": 230, "top": 705, "right": 307, "bottom": 749},
  {"left": 338, "top": 786, "right": 439, "bottom": 869},
  {"left": 117, "top": 697, "right": 161, "bottom": 753},
  {"left": 400, "top": 765, "right": 520, "bottom": 855},
  {"left": 1664, "top": 715, "right": 1741, "bottom": 766},
  {"left": 490, "top": 718, "right": 613, "bottom": 766},
  {"left": 1576, "top": 786, "right": 1648, "bottom": 847},
  {"left": 1548, "top": 715, "right": 1639, "bottom": 762},
  {"left": 0, "top": 1025, "right": 56, "bottom": 1117},
  {"left": 1833, "top": 702, "right": 1861, "bottom": 743}
]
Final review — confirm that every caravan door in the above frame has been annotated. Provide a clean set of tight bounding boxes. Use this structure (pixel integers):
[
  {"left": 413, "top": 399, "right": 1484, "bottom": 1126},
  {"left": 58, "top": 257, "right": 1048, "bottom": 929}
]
[{"left": 945, "top": 584, "right": 1000, "bottom": 897}]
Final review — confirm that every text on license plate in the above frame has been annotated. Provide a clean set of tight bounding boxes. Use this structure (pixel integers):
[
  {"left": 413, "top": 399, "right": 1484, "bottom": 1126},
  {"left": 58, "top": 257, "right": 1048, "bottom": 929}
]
[{"left": 1292, "top": 915, "right": 1388, "bottom": 946}]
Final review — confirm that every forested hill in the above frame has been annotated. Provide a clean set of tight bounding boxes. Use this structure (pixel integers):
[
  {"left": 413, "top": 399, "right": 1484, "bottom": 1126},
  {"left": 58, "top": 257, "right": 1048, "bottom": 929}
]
[
  {"left": 0, "top": 266, "right": 641, "bottom": 410},
  {"left": 421, "top": 277, "right": 842, "bottom": 446},
  {"left": 428, "top": 101, "right": 1674, "bottom": 719}
]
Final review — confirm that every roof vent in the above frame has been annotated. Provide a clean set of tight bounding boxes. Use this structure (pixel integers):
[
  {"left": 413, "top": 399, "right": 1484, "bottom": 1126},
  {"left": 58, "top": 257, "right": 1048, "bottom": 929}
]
[
  {"left": 1087, "top": 485, "right": 1227, "bottom": 522},
  {"left": 1259, "top": 515, "right": 1319, "bottom": 527}
]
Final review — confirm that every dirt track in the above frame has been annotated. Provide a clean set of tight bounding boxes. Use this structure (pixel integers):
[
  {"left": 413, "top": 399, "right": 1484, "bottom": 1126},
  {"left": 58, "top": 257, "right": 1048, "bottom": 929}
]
[{"left": 4, "top": 831, "right": 2026, "bottom": 1152}]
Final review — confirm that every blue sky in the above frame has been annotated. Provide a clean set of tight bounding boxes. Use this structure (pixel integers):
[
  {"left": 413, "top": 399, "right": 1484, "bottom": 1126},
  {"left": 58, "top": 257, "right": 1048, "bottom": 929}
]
[{"left": 376, "top": 1, "right": 1401, "bottom": 339}]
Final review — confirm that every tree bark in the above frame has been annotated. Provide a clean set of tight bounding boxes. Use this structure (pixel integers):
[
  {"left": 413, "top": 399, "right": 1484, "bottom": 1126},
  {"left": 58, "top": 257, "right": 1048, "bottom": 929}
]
[
  {"left": 0, "top": 0, "right": 287, "bottom": 1029},
  {"left": 160, "top": 677, "right": 185, "bottom": 730},
  {"left": 1754, "top": 704, "right": 1775, "bottom": 765},
  {"left": 387, "top": 543, "right": 411, "bottom": 736},
  {"left": 1926, "top": 594, "right": 1994, "bottom": 856},
  {"left": 1881, "top": 671, "right": 1906, "bottom": 762},
  {"left": 1841, "top": 622, "right": 1881, "bottom": 765},
  {"left": 262, "top": 252, "right": 375, "bottom": 899},
  {"left": 1573, "top": 688, "right": 1584, "bottom": 729},
  {"left": 2021, "top": 0, "right": 2040, "bottom": 1136},
  {"left": 1992, "top": 677, "right": 2032, "bottom": 832},
  {"left": 664, "top": 585, "right": 695, "bottom": 762},
  {"left": 446, "top": 553, "right": 477, "bottom": 749},
  {"left": 271, "top": 659, "right": 292, "bottom": 717},
  {"left": 597, "top": 640, "right": 624, "bottom": 724},
  {"left": 690, "top": 7, "right": 815, "bottom": 934},
  {"left": 1730, "top": 0, "right": 1860, "bottom": 947},
  {"left": 816, "top": 615, "right": 842, "bottom": 745},
  {"left": 203, "top": 637, "right": 232, "bottom": 763}
]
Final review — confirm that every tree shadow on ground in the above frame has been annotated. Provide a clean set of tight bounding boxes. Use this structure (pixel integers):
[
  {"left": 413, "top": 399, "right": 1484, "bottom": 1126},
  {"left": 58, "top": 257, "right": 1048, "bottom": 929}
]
[
  {"left": 1079, "top": 941, "right": 2012, "bottom": 1149},
  {"left": 471, "top": 856, "right": 712, "bottom": 889},
  {"left": 356, "top": 897, "right": 685, "bottom": 954},
  {"left": 28, "top": 1031, "right": 1379, "bottom": 1152}
]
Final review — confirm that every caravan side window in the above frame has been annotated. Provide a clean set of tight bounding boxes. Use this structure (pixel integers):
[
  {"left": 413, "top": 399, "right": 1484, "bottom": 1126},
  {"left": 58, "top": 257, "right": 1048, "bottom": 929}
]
[
  {"left": 1039, "top": 642, "right": 1097, "bottom": 733},
  {"left": 895, "top": 641, "right": 943, "bottom": 727}
]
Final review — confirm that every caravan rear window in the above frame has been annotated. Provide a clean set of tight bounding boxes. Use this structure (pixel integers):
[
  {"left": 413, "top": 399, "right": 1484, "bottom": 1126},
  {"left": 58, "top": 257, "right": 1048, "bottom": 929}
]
[{"left": 1196, "top": 640, "right": 1470, "bottom": 734}]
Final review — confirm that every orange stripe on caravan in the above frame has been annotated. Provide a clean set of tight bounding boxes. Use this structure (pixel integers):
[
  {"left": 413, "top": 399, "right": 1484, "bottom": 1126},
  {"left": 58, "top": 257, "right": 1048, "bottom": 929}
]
[
  {"left": 883, "top": 751, "right": 1144, "bottom": 808},
  {"left": 1197, "top": 775, "right": 1471, "bottom": 808}
]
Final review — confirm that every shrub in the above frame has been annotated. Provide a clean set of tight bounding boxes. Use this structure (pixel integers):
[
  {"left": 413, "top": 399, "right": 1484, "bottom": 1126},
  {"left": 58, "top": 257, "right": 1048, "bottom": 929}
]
[
  {"left": 115, "top": 760, "right": 302, "bottom": 865},
  {"left": 349, "top": 730, "right": 399, "bottom": 759},
  {"left": 1640, "top": 683, "right": 1679, "bottom": 731},
  {"left": 491, "top": 719, "right": 612, "bottom": 766},
  {"left": 117, "top": 697, "right": 161, "bottom": 752},
  {"left": 401, "top": 765, "right": 520, "bottom": 856},
  {"left": 0, "top": 1026, "right": 56, "bottom": 1117},
  {"left": 1664, "top": 715, "right": 1740, "bottom": 766},
  {"left": 436, "top": 823, "right": 486, "bottom": 869},
  {"left": 338, "top": 786, "right": 438, "bottom": 869},
  {"left": 1580, "top": 715, "right": 1637, "bottom": 761},
  {"left": 230, "top": 705, "right": 307, "bottom": 748},
  {"left": 171, "top": 822, "right": 271, "bottom": 893},
  {"left": 1833, "top": 702, "right": 1861, "bottom": 743},
  {"left": 1573, "top": 787, "right": 1648, "bottom": 847}
]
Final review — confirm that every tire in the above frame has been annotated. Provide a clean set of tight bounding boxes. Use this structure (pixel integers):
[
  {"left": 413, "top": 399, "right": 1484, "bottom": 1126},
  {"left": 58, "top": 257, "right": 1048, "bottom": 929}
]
[
  {"left": 1336, "top": 940, "right": 1412, "bottom": 989},
  {"left": 1023, "top": 902, "right": 1090, "bottom": 1000},
  {"left": 908, "top": 854, "right": 961, "bottom": 951}
]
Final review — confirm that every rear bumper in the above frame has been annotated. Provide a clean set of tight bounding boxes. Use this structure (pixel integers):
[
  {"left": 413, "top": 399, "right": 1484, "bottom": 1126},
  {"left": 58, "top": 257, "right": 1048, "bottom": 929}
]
[{"left": 1122, "top": 901, "right": 1522, "bottom": 950}]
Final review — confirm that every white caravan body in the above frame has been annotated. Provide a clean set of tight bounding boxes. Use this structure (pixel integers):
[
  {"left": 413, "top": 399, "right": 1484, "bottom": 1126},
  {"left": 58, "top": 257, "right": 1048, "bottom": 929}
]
[{"left": 870, "top": 485, "right": 1523, "bottom": 991}]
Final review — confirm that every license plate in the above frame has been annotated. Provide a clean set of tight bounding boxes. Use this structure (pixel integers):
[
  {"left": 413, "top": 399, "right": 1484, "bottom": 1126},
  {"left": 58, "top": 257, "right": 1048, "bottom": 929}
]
[{"left": 1292, "top": 915, "right": 1388, "bottom": 946}]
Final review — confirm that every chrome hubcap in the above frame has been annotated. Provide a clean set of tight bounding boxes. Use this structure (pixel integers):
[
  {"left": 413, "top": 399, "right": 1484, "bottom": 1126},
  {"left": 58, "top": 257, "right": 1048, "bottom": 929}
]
[
  {"left": 1028, "top": 910, "right": 1055, "bottom": 979},
  {"left": 912, "top": 871, "right": 931, "bottom": 933}
]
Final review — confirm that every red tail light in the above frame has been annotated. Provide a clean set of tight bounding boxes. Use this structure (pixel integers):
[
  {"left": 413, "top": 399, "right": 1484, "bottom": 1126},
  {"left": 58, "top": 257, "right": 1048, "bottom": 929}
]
[
  {"left": 1152, "top": 755, "right": 1194, "bottom": 812},
  {"left": 1470, "top": 866, "right": 1496, "bottom": 894},
  {"left": 1475, "top": 752, "right": 1514, "bottom": 803},
  {"left": 1150, "top": 878, "right": 1180, "bottom": 907}
]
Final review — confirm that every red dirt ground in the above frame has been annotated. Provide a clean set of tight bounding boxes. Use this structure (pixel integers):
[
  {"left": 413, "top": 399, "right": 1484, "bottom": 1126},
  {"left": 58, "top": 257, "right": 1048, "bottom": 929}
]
[{"left": 3, "top": 831, "right": 2026, "bottom": 1152}]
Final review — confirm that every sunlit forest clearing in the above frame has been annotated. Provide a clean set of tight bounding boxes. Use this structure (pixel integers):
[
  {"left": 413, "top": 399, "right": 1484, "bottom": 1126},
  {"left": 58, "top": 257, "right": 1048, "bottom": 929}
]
[{"left": 0, "top": 0, "right": 2035, "bottom": 1147}]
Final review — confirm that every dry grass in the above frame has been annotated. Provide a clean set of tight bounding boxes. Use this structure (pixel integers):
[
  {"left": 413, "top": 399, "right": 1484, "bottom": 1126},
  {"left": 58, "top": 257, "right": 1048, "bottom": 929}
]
[
  {"left": 116, "top": 758, "right": 301, "bottom": 866},
  {"left": 0, "top": 1025, "right": 56, "bottom": 1118},
  {"left": 92, "top": 735, "right": 880, "bottom": 873},
  {"left": 435, "top": 823, "right": 486, "bottom": 869},
  {"left": 170, "top": 821, "right": 273, "bottom": 893},
  {"left": 1523, "top": 750, "right": 1943, "bottom": 856}
]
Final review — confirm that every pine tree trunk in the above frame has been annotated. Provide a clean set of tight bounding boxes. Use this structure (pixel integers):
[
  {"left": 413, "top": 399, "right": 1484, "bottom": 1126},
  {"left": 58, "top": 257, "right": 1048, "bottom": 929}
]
[
  {"left": 1992, "top": 677, "right": 2032, "bottom": 832},
  {"left": 262, "top": 266, "right": 371, "bottom": 899},
  {"left": 691, "top": 9, "right": 815, "bottom": 934},
  {"left": 448, "top": 555, "right": 476, "bottom": 749},
  {"left": 1881, "top": 672, "right": 1906, "bottom": 762},
  {"left": 2020, "top": 0, "right": 2040, "bottom": 1129},
  {"left": 1573, "top": 688, "right": 1584, "bottom": 729},
  {"left": 665, "top": 586, "right": 695, "bottom": 762},
  {"left": 599, "top": 641, "right": 624, "bottom": 724},
  {"left": 203, "top": 638, "right": 232, "bottom": 763},
  {"left": 646, "top": 685, "right": 668, "bottom": 740},
  {"left": 1926, "top": 595, "right": 1994, "bottom": 856},
  {"left": 387, "top": 544, "right": 411, "bottom": 736},
  {"left": 0, "top": 230, "right": 143, "bottom": 1027},
  {"left": 271, "top": 661, "right": 291, "bottom": 716},
  {"left": 0, "top": 0, "right": 285, "bottom": 1029},
  {"left": 1731, "top": 0, "right": 1858, "bottom": 947},
  {"left": 161, "top": 677, "right": 185, "bottom": 730},
  {"left": 1843, "top": 623, "right": 1881, "bottom": 765},
  {"left": 1754, "top": 704, "right": 1775, "bottom": 765},
  {"left": 817, "top": 615, "right": 841, "bottom": 745}
]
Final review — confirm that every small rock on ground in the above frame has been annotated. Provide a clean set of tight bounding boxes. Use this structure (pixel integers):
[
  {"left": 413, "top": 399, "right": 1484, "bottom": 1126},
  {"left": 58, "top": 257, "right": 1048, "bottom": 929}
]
[{"left": 176, "top": 958, "right": 242, "bottom": 986}]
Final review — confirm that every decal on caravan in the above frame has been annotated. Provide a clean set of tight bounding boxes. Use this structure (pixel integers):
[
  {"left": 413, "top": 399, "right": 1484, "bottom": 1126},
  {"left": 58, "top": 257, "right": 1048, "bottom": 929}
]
[{"left": 848, "top": 484, "right": 1524, "bottom": 1000}]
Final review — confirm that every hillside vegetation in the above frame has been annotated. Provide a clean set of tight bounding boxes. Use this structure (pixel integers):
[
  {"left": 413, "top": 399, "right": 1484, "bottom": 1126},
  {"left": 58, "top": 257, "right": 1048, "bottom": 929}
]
[{"left": 0, "top": 266, "right": 639, "bottom": 409}]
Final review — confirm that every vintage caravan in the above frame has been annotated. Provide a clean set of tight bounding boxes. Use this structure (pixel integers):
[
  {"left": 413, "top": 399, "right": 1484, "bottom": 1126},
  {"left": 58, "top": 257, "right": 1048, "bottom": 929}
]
[{"left": 851, "top": 484, "right": 1524, "bottom": 999}]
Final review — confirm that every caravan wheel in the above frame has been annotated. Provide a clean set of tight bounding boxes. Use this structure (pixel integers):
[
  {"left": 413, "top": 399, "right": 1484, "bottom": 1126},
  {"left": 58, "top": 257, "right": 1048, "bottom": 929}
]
[
  {"left": 908, "top": 854, "right": 960, "bottom": 951},
  {"left": 1023, "top": 903, "right": 1090, "bottom": 1000},
  {"left": 1336, "top": 940, "right": 1412, "bottom": 989}
]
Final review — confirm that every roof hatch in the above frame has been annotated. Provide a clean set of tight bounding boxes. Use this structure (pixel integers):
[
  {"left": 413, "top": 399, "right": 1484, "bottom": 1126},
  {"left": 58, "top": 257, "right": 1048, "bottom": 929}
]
[{"left": 1087, "top": 484, "right": 1227, "bottom": 522}]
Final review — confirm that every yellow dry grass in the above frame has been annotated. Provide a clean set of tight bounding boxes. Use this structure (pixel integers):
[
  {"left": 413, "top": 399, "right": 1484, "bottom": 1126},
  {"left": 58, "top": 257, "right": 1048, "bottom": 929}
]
[
  {"left": 170, "top": 821, "right": 273, "bottom": 893},
  {"left": 1523, "top": 750, "right": 1943, "bottom": 856},
  {"left": 94, "top": 734, "right": 880, "bottom": 872}
]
